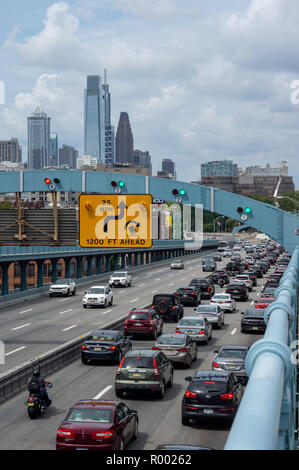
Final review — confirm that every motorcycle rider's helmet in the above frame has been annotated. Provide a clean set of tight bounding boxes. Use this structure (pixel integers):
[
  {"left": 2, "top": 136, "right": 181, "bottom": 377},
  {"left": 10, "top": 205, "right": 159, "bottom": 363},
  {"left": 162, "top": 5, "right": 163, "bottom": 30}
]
[{"left": 33, "top": 369, "right": 41, "bottom": 377}]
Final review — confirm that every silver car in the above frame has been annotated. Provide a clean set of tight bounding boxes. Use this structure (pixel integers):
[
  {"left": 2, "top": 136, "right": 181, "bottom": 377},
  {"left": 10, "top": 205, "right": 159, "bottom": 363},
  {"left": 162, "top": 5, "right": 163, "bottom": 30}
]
[
  {"left": 175, "top": 316, "right": 212, "bottom": 344},
  {"left": 212, "top": 345, "right": 249, "bottom": 384},
  {"left": 153, "top": 334, "right": 197, "bottom": 368},
  {"left": 193, "top": 304, "right": 224, "bottom": 329},
  {"left": 170, "top": 259, "right": 184, "bottom": 269}
]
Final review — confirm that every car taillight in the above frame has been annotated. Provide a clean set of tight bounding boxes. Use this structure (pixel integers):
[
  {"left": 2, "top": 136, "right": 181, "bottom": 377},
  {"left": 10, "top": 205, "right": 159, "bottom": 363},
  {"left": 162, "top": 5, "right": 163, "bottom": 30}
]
[
  {"left": 220, "top": 393, "right": 234, "bottom": 400},
  {"left": 176, "top": 329, "right": 182, "bottom": 334},
  {"left": 185, "top": 391, "right": 197, "bottom": 398},
  {"left": 108, "top": 345, "right": 117, "bottom": 351},
  {"left": 57, "top": 428, "right": 75, "bottom": 440},
  {"left": 207, "top": 287, "right": 210, "bottom": 292},
  {"left": 116, "top": 356, "right": 125, "bottom": 375},
  {"left": 152, "top": 346, "right": 161, "bottom": 350},
  {"left": 153, "top": 358, "right": 160, "bottom": 377},
  {"left": 81, "top": 345, "right": 89, "bottom": 350},
  {"left": 177, "top": 347, "right": 188, "bottom": 352},
  {"left": 199, "top": 329, "right": 205, "bottom": 335},
  {"left": 92, "top": 430, "right": 114, "bottom": 440},
  {"left": 29, "top": 396, "right": 35, "bottom": 402},
  {"left": 212, "top": 361, "right": 220, "bottom": 368}
]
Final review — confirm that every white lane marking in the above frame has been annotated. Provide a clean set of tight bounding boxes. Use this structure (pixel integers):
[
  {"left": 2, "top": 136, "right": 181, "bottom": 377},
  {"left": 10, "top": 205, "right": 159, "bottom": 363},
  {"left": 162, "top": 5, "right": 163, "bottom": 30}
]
[
  {"left": 58, "top": 309, "right": 73, "bottom": 315},
  {"left": 11, "top": 323, "right": 31, "bottom": 331},
  {"left": 152, "top": 289, "right": 157, "bottom": 294},
  {"left": 130, "top": 298, "right": 139, "bottom": 303},
  {"left": 93, "top": 385, "right": 113, "bottom": 400},
  {"left": 169, "top": 283, "right": 174, "bottom": 286},
  {"left": 58, "top": 298, "right": 69, "bottom": 302},
  {"left": 250, "top": 301, "right": 254, "bottom": 305},
  {"left": 118, "top": 290, "right": 125, "bottom": 294},
  {"left": 138, "top": 284, "right": 145, "bottom": 287},
  {"left": 230, "top": 328, "right": 237, "bottom": 336},
  {"left": 62, "top": 325, "right": 77, "bottom": 331},
  {"left": 19, "top": 309, "right": 32, "bottom": 314},
  {"left": 101, "top": 309, "right": 112, "bottom": 315},
  {"left": 182, "top": 278, "right": 186, "bottom": 281},
  {"left": 5, "top": 346, "right": 26, "bottom": 356},
  {"left": 155, "top": 278, "right": 160, "bottom": 281}
]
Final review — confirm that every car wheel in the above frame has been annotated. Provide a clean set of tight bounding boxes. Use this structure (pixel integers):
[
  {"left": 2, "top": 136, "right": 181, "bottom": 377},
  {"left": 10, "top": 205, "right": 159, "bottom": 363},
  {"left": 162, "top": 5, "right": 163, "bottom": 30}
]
[
  {"left": 66, "top": 289, "right": 70, "bottom": 296},
  {"left": 158, "top": 381, "right": 165, "bottom": 398},
  {"left": 193, "top": 347, "right": 198, "bottom": 362},
  {"left": 152, "top": 330, "right": 157, "bottom": 340},
  {"left": 81, "top": 357, "right": 89, "bottom": 365},
  {"left": 117, "top": 350, "right": 122, "bottom": 364},
  {"left": 115, "top": 389, "right": 124, "bottom": 398},
  {"left": 72, "top": 289, "right": 76, "bottom": 296},
  {"left": 132, "top": 419, "right": 138, "bottom": 441},
  {"left": 119, "top": 438, "right": 125, "bottom": 451},
  {"left": 167, "top": 371, "right": 173, "bottom": 388},
  {"left": 182, "top": 414, "right": 190, "bottom": 426},
  {"left": 83, "top": 304, "right": 87, "bottom": 309},
  {"left": 110, "top": 297, "right": 113, "bottom": 306}
]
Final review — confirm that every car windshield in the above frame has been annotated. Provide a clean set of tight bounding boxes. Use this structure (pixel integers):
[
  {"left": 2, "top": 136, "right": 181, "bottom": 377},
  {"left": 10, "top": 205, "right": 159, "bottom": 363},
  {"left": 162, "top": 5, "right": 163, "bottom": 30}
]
[
  {"left": 55, "top": 279, "right": 70, "bottom": 284},
  {"left": 191, "top": 279, "right": 207, "bottom": 285},
  {"left": 112, "top": 272, "right": 126, "bottom": 277},
  {"left": 87, "top": 287, "right": 105, "bottom": 294},
  {"left": 196, "top": 306, "right": 217, "bottom": 313},
  {"left": 67, "top": 407, "right": 113, "bottom": 423},
  {"left": 219, "top": 349, "right": 247, "bottom": 359},
  {"left": 157, "top": 336, "right": 186, "bottom": 346},
  {"left": 179, "top": 318, "right": 204, "bottom": 327}
]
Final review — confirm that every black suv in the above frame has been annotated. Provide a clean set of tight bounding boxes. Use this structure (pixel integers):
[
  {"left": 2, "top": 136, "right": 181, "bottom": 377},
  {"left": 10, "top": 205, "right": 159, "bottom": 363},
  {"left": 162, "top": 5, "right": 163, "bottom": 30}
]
[
  {"left": 189, "top": 278, "right": 215, "bottom": 299},
  {"left": 115, "top": 349, "right": 173, "bottom": 398},
  {"left": 225, "top": 262, "right": 244, "bottom": 275},
  {"left": 226, "top": 282, "right": 248, "bottom": 301},
  {"left": 241, "top": 308, "right": 266, "bottom": 333},
  {"left": 152, "top": 294, "right": 184, "bottom": 322},
  {"left": 182, "top": 370, "right": 244, "bottom": 424},
  {"left": 175, "top": 286, "right": 201, "bottom": 306},
  {"left": 203, "top": 260, "right": 216, "bottom": 272}
]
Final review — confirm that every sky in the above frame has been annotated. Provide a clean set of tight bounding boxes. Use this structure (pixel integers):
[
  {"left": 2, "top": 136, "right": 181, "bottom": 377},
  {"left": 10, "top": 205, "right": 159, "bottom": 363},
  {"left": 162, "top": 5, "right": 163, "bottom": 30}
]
[{"left": 0, "top": 0, "right": 299, "bottom": 186}]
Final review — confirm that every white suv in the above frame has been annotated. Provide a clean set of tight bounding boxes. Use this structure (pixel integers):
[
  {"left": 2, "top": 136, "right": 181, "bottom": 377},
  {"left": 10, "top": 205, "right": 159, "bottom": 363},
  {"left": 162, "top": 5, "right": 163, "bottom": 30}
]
[
  {"left": 83, "top": 285, "right": 113, "bottom": 308},
  {"left": 109, "top": 271, "right": 132, "bottom": 288},
  {"left": 233, "top": 275, "right": 253, "bottom": 292},
  {"left": 49, "top": 279, "right": 76, "bottom": 297}
]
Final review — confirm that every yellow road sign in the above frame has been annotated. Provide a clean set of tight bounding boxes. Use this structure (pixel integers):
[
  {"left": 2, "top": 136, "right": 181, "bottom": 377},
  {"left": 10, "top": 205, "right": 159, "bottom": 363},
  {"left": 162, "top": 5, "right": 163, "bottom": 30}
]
[{"left": 79, "top": 194, "right": 153, "bottom": 248}]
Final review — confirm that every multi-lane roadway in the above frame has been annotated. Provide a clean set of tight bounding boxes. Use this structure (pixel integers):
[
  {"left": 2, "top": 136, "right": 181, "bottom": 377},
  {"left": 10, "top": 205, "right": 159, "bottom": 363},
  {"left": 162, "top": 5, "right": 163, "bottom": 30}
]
[{"left": 0, "top": 250, "right": 268, "bottom": 450}]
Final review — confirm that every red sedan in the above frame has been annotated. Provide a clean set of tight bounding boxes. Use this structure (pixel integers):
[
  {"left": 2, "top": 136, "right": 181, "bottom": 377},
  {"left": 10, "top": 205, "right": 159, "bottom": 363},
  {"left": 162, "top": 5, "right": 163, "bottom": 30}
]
[{"left": 56, "top": 400, "right": 138, "bottom": 450}]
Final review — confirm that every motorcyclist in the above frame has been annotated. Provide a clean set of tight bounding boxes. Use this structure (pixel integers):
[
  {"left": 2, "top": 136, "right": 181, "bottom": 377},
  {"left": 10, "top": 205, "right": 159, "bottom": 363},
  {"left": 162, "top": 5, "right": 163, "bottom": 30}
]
[
  {"left": 27, "top": 369, "right": 52, "bottom": 407},
  {"left": 218, "top": 276, "right": 225, "bottom": 288}
]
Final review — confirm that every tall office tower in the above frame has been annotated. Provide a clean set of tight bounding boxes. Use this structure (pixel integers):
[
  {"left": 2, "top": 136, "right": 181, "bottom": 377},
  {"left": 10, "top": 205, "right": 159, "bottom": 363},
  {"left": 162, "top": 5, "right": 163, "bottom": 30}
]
[
  {"left": 115, "top": 112, "right": 134, "bottom": 164},
  {"left": 201, "top": 160, "right": 238, "bottom": 178},
  {"left": 102, "top": 70, "right": 115, "bottom": 166},
  {"left": 27, "top": 106, "right": 51, "bottom": 169},
  {"left": 59, "top": 144, "right": 78, "bottom": 169},
  {"left": 134, "top": 149, "right": 152, "bottom": 171},
  {"left": 84, "top": 75, "right": 105, "bottom": 163},
  {"left": 0, "top": 138, "right": 22, "bottom": 163},
  {"left": 162, "top": 158, "right": 176, "bottom": 179},
  {"left": 50, "top": 133, "right": 58, "bottom": 166}
]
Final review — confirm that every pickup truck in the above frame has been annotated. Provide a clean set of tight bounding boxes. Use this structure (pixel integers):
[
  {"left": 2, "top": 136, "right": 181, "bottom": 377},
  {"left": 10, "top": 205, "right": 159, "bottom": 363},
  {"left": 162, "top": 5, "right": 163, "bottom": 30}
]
[{"left": 109, "top": 271, "right": 132, "bottom": 288}]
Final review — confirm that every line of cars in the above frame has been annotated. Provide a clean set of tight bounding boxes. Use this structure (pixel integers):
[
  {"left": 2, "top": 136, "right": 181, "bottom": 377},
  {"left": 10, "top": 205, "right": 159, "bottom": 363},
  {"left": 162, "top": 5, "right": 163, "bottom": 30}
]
[{"left": 55, "top": 242, "right": 289, "bottom": 450}]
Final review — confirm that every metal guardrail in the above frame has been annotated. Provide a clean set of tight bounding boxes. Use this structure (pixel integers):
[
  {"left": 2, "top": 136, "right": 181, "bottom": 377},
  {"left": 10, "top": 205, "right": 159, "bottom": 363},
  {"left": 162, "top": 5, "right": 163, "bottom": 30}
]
[{"left": 225, "top": 247, "right": 298, "bottom": 450}]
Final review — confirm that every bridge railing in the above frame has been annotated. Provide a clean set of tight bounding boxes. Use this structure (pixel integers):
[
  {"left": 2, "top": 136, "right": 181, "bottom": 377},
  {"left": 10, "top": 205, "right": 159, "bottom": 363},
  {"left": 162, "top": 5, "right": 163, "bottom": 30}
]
[{"left": 225, "top": 247, "right": 298, "bottom": 450}]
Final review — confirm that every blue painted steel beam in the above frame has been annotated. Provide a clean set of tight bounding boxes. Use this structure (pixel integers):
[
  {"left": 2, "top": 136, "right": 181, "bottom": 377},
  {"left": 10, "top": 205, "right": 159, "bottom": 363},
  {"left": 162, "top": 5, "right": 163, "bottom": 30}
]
[{"left": 0, "top": 170, "right": 298, "bottom": 252}]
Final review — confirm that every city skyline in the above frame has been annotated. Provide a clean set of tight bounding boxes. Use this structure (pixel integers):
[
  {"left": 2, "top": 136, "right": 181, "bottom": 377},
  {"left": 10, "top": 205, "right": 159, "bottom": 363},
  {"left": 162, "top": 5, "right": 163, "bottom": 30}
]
[{"left": 0, "top": 1, "right": 299, "bottom": 185}]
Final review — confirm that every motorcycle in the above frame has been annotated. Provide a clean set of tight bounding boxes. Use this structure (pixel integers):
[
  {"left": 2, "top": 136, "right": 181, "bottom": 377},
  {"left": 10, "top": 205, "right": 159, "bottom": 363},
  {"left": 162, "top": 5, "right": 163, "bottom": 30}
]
[
  {"left": 218, "top": 277, "right": 226, "bottom": 288},
  {"left": 25, "top": 383, "right": 52, "bottom": 419}
]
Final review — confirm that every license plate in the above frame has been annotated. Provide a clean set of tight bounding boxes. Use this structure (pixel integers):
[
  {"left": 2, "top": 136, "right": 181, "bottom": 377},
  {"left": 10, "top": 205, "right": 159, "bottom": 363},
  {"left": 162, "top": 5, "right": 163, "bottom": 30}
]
[
  {"left": 135, "top": 323, "right": 142, "bottom": 326},
  {"left": 218, "top": 302, "right": 223, "bottom": 304},
  {"left": 76, "top": 448, "right": 88, "bottom": 451},
  {"left": 94, "top": 347, "right": 102, "bottom": 351},
  {"left": 252, "top": 327, "right": 259, "bottom": 330},
  {"left": 203, "top": 409, "right": 213, "bottom": 414},
  {"left": 133, "top": 373, "right": 141, "bottom": 377},
  {"left": 228, "top": 365, "right": 236, "bottom": 369},
  {"left": 166, "top": 350, "right": 176, "bottom": 354},
  {"left": 27, "top": 403, "right": 34, "bottom": 406}
]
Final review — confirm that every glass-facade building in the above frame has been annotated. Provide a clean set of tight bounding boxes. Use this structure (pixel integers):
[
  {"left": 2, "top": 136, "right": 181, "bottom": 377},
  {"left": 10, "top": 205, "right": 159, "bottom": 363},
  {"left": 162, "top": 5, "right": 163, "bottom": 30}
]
[
  {"left": 201, "top": 160, "right": 238, "bottom": 178},
  {"left": 27, "top": 106, "right": 51, "bottom": 169},
  {"left": 50, "top": 133, "right": 58, "bottom": 166},
  {"left": 84, "top": 75, "right": 105, "bottom": 163}
]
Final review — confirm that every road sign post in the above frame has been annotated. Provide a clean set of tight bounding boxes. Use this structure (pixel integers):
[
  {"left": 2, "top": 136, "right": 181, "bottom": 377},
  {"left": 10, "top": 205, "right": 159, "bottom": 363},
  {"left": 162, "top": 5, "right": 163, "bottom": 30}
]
[{"left": 79, "top": 194, "right": 153, "bottom": 248}]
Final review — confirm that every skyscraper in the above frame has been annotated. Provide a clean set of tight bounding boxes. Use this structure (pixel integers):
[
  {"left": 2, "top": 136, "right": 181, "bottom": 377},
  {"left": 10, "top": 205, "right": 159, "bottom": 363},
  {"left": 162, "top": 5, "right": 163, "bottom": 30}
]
[
  {"left": 50, "top": 133, "right": 58, "bottom": 166},
  {"left": 115, "top": 112, "right": 134, "bottom": 164},
  {"left": 84, "top": 75, "right": 105, "bottom": 163},
  {"left": 59, "top": 144, "right": 78, "bottom": 168},
  {"left": 27, "top": 106, "right": 51, "bottom": 169},
  {"left": 102, "top": 70, "right": 115, "bottom": 166},
  {"left": 0, "top": 138, "right": 22, "bottom": 164},
  {"left": 162, "top": 158, "right": 176, "bottom": 179}
]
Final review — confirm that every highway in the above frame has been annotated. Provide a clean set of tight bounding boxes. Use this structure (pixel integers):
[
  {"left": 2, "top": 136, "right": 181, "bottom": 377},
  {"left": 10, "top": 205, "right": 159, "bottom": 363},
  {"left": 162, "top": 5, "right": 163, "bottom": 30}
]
[{"left": 0, "top": 249, "right": 267, "bottom": 450}]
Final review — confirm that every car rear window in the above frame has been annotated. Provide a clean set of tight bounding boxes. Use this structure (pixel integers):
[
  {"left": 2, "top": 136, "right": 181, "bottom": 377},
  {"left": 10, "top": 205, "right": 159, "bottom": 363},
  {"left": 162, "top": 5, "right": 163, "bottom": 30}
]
[
  {"left": 122, "top": 356, "right": 154, "bottom": 369},
  {"left": 179, "top": 318, "right": 204, "bottom": 327},
  {"left": 195, "top": 306, "right": 217, "bottom": 313},
  {"left": 128, "top": 312, "right": 150, "bottom": 320},
  {"left": 67, "top": 408, "right": 113, "bottom": 423},
  {"left": 219, "top": 349, "right": 247, "bottom": 359},
  {"left": 191, "top": 279, "right": 207, "bottom": 285},
  {"left": 87, "top": 287, "right": 105, "bottom": 294},
  {"left": 177, "top": 288, "right": 194, "bottom": 293},
  {"left": 157, "top": 336, "right": 186, "bottom": 346},
  {"left": 190, "top": 381, "right": 227, "bottom": 394},
  {"left": 153, "top": 296, "right": 173, "bottom": 305},
  {"left": 87, "top": 334, "right": 116, "bottom": 342}
]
